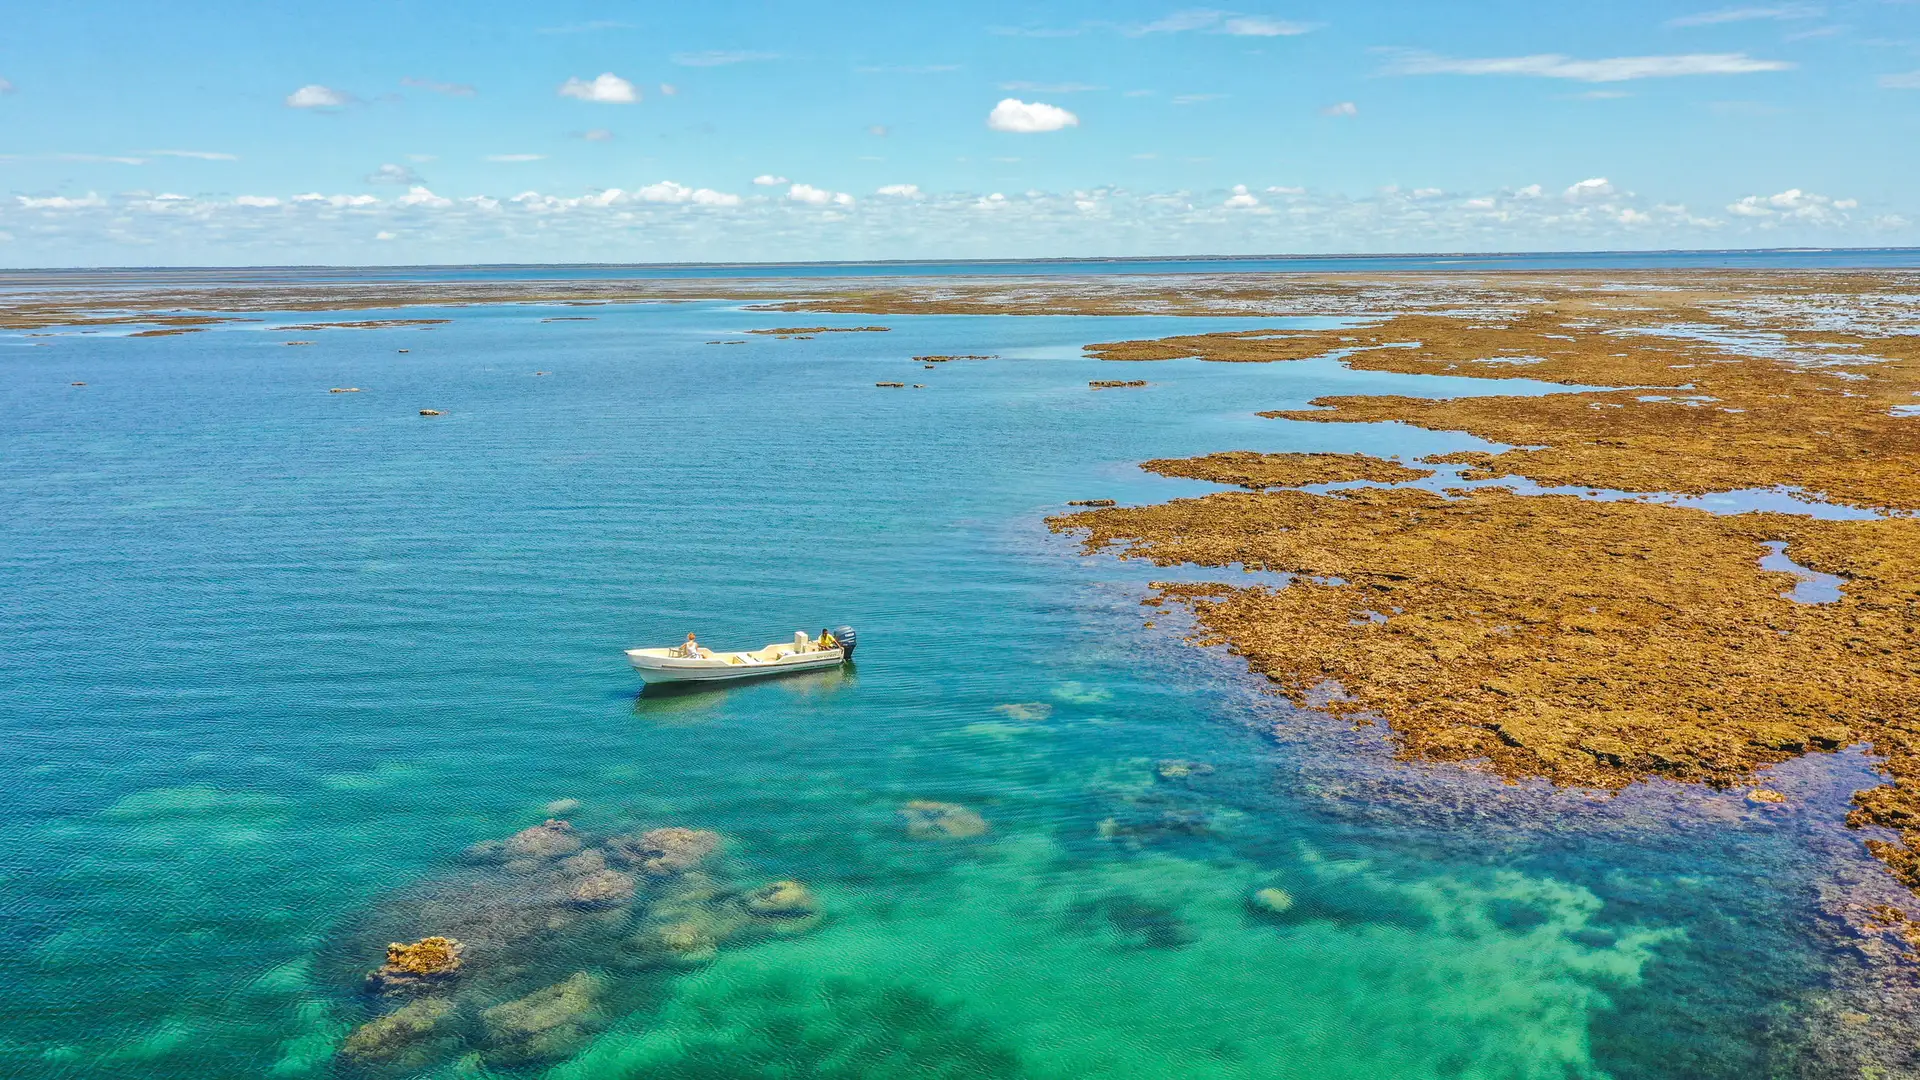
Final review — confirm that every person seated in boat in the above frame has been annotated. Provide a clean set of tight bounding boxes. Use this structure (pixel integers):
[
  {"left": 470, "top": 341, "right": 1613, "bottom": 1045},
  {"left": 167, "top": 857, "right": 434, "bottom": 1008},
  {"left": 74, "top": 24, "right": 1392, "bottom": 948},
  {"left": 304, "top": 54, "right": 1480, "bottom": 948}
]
[{"left": 678, "top": 633, "right": 705, "bottom": 659}]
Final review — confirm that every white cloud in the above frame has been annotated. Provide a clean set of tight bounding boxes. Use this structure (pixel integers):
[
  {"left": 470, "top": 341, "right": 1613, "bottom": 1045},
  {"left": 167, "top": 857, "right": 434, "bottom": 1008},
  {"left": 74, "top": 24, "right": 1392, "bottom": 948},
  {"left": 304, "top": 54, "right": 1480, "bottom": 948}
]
[
  {"left": 1321, "top": 101, "right": 1358, "bottom": 116},
  {"left": 1726, "top": 188, "right": 1857, "bottom": 223},
  {"left": 1222, "top": 16, "right": 1313, "bottom": 36},
  {"left": 855, "top": 64, "right": 964, "bottom": 74},
  {"left": 868, "top": 125, "right": 890, "bottom": 137},
  {"left": 754, "top": 175, "right": 789, "bottom": 185},
  {"left": 15, "top": 193, "right": 106, "bottom": 209},
  {"left": 140, "top": 150, "right": 238, "bottom": 161},
  {"left": 285, "top": 84, "right": 351, "bottom": 108},
  {"left": 1128, "top": 11, "right": 1314, "bottom": 36},
  {"left": 672, "top": 51, "right": 778, "bottom": 67},
  {"left": 660, "top": 83, "right": 678, "bottom": 96},
  {"left": 1565, "top": 177, "right": 1616, "bottom": 200},
  {"left": 999, "top": 81, "right": 1105, "bottom": 92},
  {"left": 11, "top": 180, "right": 1907, "bottom": 266},
  {"left": 788, "top": 183, "right": 853, "bottom": 206},
  {"left": 395, "top": 186, "right": 453, "bottom": 208},
  {"left": 293, "top": 193, "right": 381, "bottom": 207},
  {"left": 988, "top": 98, "right": 1080, "bottom": 133},
  {"left": 486, "top": 154, "right": 546, "bottom": 163},
  {"left": 558, "top": 73, "right": 638, "bottom": 103},
  {"left": 234, "top": 195, "right": 281, "bottom": 207},
  {"left": 1172, "top": 93, "right": 1228, "bottom": 105},
  {"left": 401, "top": 77, "right": 476, "bottom": 97},
  {"left": 877, "top": 184, "right": 923, "bottom": 198},
  {"left": 635, "top": 181, "right": 743, "bottom": 206},
  {"left": 0, "top": 77, "right": 14, "bottom": 94},
  {"left": 1668, "top": 4, "right": 1821, "bottom": 27},
  {"left": 1881, "top": 71, "right": 1920, "bottom": 90},
  {"left": 581, "top": 129, "right": 614, "bottom": 141},
  {"left": 375, "top": 230, "right": 396, "bottom": 240},
  {"left": 367, "top": 163, "right": 423, "bottom": 185},
  {"left": 1381, "top": 50, "right": 1794, "bottom": 82}
]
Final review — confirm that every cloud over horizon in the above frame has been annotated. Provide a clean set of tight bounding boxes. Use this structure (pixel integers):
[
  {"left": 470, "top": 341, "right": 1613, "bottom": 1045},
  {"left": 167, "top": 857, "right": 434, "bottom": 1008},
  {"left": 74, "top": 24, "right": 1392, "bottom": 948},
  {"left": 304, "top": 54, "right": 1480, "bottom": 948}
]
[
  {"left": 558, "top": 73, "right": 638, "bottom": 103},
  {"left": 285, "top": 84, "right": 352, "bottom": 108},
  {"left": 988, "top": 98, "right": 1080, "bottom": 132},
  {"left": 1381, "top": 49, "right": 1794, "bottom": 82}
]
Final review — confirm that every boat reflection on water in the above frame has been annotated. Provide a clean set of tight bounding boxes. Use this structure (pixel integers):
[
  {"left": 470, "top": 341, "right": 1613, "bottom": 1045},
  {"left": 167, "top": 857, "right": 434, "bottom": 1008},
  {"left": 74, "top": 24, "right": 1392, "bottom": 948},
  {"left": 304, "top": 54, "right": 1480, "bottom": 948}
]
[{"left": 632, "top": 662, "right": 859, "bottom": 718}]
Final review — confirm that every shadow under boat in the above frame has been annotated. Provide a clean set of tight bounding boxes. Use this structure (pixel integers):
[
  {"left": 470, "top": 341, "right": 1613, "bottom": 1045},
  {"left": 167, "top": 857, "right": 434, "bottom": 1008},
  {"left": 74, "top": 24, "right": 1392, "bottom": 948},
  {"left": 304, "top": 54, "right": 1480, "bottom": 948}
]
[{"left": 632, "top": 662, "right": 859, "bottom": 713}]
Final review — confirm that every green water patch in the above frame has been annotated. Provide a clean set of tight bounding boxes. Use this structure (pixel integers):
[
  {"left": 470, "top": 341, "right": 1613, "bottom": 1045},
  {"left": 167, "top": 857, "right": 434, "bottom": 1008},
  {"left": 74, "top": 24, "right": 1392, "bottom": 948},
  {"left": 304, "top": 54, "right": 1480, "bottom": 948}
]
[{"left": 556, "top": 835, "right": 1674, "bottom": 1079}]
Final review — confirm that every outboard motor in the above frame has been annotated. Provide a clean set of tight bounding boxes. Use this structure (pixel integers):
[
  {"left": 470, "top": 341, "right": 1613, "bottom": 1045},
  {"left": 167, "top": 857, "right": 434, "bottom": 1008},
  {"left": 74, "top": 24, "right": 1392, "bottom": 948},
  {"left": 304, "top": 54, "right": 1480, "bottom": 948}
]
[{"left": 830, "top": 626, "right": 858, "bottom": 662}]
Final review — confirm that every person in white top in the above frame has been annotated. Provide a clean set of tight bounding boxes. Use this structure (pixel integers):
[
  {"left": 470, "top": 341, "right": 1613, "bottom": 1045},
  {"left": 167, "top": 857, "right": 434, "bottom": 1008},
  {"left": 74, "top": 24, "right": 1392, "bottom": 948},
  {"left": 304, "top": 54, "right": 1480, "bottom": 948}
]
[{"left": 678, "top": 632, "right": 703, "bottom": 658}]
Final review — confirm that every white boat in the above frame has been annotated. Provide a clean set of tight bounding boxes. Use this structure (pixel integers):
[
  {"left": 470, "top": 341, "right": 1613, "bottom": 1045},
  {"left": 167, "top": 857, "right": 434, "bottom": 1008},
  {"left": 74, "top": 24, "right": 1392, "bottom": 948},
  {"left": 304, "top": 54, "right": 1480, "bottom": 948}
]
[{"left": 626, "top": 626, "right": 857, "bottom": 684}]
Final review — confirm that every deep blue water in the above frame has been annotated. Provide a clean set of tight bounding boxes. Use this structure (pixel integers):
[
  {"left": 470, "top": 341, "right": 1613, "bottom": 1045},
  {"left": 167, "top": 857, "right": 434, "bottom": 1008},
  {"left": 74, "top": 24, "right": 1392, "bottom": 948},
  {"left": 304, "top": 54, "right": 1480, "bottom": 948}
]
[{"left": 0, "top": 301, "right": 1883, "bottom": 1078}]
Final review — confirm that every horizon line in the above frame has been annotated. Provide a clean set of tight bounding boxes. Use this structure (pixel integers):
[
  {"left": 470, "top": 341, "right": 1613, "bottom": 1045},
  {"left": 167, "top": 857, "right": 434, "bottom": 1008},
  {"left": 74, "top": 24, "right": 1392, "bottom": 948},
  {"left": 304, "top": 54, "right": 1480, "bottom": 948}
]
[{"left": 4, "top": 245, "right": 1920, "bottom": 275}]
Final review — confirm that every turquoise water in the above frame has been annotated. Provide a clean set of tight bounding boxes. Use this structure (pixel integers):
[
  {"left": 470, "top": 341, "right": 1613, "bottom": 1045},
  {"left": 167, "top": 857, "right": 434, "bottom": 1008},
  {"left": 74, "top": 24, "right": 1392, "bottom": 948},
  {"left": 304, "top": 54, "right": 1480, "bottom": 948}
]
[{"left": 0, "top": 302, "right": 1869, "bottom": 1078}]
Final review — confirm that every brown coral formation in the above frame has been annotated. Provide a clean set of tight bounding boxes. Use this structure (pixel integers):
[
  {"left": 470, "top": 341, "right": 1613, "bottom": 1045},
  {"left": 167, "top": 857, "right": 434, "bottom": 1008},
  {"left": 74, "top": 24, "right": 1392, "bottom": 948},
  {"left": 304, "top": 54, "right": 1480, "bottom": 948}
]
[
  {"left": 365, "top": 936, "right": 463, "bottom": 996},
  {"left": 1048, "top": 274, "right": 1920, "bottom": 906},
  {"left": 481, "top": 972, "right": 602, "bottom": 1065},
  {"left": 900, "top": 800, "right": 990, "bottom": 839},
  {"left": 334, "top": 818, "right": 819, "bottom": 1069},
  {"left": 607, "top": 826, "right": 721, "bottom": 877},
  {"left": 749, "top": 325, "right": 889, "bottom": 335},
  {"left": 1144, "top": 451, "right": 1433, "bottom": 489},
  {"left": 340, "top": 996, "right": 454, "bottom": 1064},
  {"left": 270, "top": 319, "right": 450, "bottom": 330}
]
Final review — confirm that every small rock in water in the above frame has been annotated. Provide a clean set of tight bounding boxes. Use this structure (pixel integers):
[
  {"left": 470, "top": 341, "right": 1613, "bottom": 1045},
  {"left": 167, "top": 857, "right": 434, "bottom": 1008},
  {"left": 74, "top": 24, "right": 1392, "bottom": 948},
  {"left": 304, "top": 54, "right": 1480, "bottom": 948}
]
[
  {"left": 741, "top": 879, "right": 818, "bottom": 918},
  {"left": 419, "top": 409, "right": 443, "bottom": 416},
  {"left": 901, "top": 800, "right": 989, "bottom": 839},
  {"left": 1156, "top": 759, "right": 1215, "bottom": 781},
  {"left": 1067, "top": 499, "right": 1117, "bottom": 507},
  {"left": 366, "top": 936, "right": 463, "bottom": 996},
  {"left": 1747, "top": 788, "right": 1788, "bottom": 805},
  {"left": 607, "top": 826, "right": 722, "bottom": 876},
  {"left": 876, "top": 381, "right": 905, "bottom": 388},
  {"left": 994, "top": 702, "right": 1052, "bottom": 722},
  {"left": 1249, "top": 887, "right": 1295, "bottom": 915},
  {"left": 71, "top": 381, "right": 88, "bottom": 386},
  {"left": 544, "top": 798, "right": 581, "bottom": 816},
  {"left": 496, "top": 819, "right": 583, "bottom": 862},
  {"left": 567, "top": 868, "right": 638, "bottom": 909},
  {"left": 328, "top": 387, "right": 361, "bottom": 393}
]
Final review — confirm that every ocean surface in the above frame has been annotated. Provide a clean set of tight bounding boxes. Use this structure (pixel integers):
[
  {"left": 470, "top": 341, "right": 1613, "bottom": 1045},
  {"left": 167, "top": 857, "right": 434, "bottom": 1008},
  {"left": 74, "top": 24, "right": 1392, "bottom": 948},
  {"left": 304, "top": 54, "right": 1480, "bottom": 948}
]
[{"left": 0, "top": 298, "right": 1892, "bottom": 1078}]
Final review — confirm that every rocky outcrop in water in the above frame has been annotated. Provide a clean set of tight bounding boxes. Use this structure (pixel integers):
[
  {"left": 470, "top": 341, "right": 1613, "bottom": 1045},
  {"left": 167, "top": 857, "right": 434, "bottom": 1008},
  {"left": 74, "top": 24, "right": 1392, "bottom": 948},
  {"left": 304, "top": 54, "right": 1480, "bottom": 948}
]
[
  {"left": 330, "top": 817, "right": 821, "bottom": 1072},
  {"left": 365, "top": 936, "right": 463, "bottom": 996}
]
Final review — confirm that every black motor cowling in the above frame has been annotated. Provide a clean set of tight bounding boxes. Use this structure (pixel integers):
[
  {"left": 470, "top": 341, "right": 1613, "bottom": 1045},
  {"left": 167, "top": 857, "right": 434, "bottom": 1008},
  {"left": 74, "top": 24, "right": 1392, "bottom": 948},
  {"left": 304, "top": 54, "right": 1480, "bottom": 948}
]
[{"left": 830, "top": 625, "right": 857, "bottom": 661}]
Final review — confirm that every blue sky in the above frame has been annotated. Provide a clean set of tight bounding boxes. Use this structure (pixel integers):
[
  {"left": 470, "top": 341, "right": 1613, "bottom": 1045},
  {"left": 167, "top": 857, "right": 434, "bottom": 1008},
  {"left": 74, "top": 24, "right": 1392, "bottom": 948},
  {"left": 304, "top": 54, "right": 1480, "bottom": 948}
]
[{"left": 2, "top": 0, "right": 1916, "bottom": 265}]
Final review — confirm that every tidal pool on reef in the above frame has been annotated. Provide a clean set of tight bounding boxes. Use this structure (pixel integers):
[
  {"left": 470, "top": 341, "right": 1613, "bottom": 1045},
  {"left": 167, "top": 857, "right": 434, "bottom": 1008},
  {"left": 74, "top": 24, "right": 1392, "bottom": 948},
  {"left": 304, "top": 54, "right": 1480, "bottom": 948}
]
[{"left": 0, "top": 296, "right": 1869, "bottom": 1078}]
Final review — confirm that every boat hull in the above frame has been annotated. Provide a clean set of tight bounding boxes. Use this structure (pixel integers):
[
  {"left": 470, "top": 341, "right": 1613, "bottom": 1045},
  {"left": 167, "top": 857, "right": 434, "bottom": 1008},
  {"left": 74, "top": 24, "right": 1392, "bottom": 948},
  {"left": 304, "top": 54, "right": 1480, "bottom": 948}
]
[{"left": 626, "top": 648, "right": 845, "bottom": 684}]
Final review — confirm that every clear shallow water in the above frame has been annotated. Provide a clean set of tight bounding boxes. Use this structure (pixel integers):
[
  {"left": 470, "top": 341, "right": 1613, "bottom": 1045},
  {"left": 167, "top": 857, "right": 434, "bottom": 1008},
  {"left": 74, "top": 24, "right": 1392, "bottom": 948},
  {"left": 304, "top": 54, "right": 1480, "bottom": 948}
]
[{"left": 0, "top": 302, "right": 1865, "bottom": 1078}]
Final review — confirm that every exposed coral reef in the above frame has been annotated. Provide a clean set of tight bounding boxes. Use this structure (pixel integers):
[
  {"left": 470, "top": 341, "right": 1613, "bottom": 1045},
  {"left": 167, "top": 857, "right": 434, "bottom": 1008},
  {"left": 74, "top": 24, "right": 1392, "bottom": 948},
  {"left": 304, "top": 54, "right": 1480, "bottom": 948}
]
[
  {"left": 1047, "top": 274, "right": 1920, "bottom": 907},
  {"left": 1144, "top": 451, "right": 1433, "bottom": 489}
]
